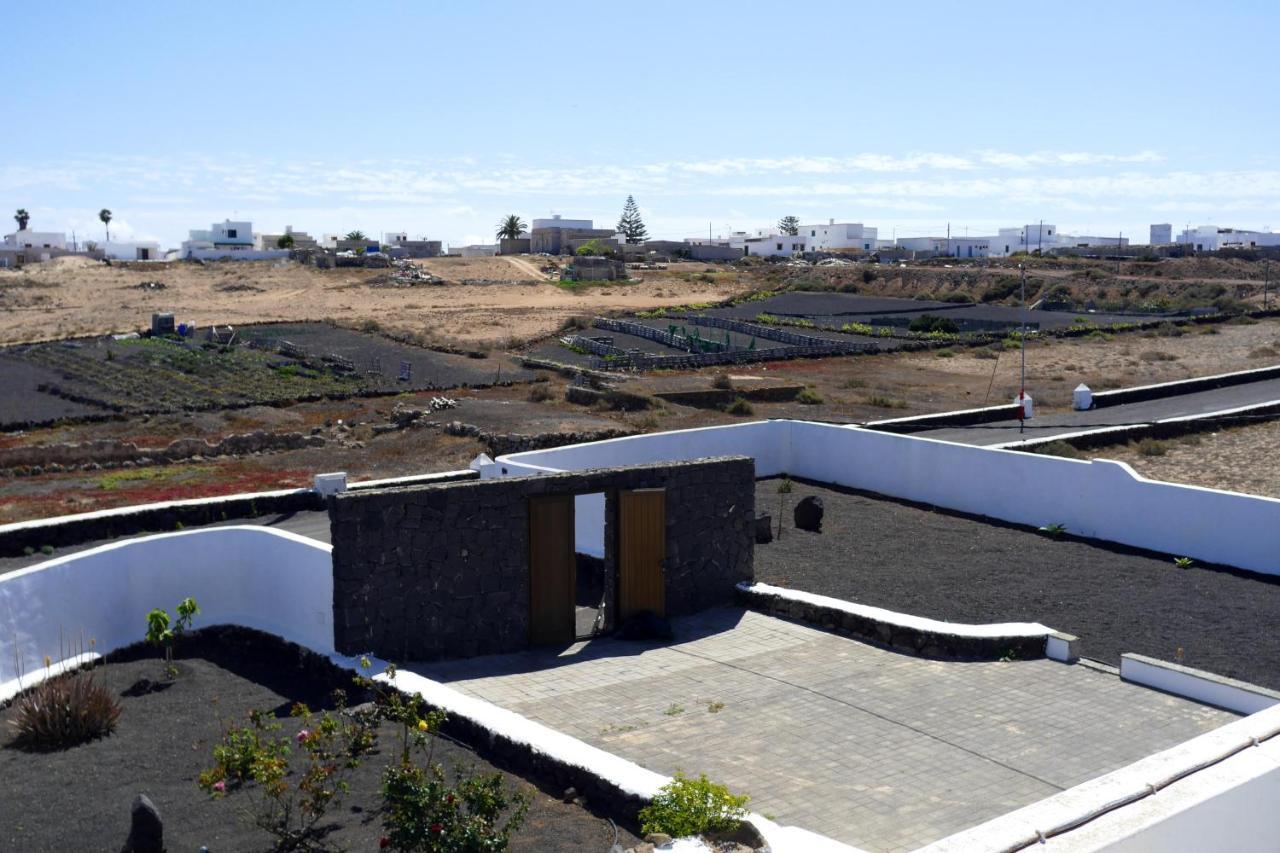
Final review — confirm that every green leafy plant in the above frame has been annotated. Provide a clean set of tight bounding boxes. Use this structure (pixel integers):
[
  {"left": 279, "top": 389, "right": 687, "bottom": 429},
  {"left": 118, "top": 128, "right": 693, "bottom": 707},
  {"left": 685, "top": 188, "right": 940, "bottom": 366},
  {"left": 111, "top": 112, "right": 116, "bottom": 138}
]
[
  {"left": 1039, "top": 523, "right": 1067, "bottom": 538},
  {"left": 795, "top": 387, "right": 824, "bottom": 405},
  {"left": 725, "top": 397, "right": 754, "bottom": 416},
  {"left": 1174, "top": 556, "right": 1194, "bottom": 569},
  {"left": 375, "top": 666, "right": 529, "bottom": 852},
  {"left": 638, "top": 772, "right": 749, "bottom": 839},
  {"left": 145, "top": 596, "right": 199, "bottom": 678},
  {"left": 11, "top": 671, "right": 121, "bottom": 750},
  {"left": 199, "top": 698, "right": 374, "bottom": 850}
]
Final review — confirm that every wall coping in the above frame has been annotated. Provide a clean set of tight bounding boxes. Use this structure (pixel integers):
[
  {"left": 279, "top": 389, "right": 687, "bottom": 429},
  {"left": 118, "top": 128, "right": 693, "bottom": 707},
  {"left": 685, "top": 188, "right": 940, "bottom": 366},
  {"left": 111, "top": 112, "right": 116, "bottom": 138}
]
[
  {"left": 1121, "top": 653, "right": 1280, "bottom": 715},
  {"left": 918, "top": 702, "right": 1280, "bottom": 852}
]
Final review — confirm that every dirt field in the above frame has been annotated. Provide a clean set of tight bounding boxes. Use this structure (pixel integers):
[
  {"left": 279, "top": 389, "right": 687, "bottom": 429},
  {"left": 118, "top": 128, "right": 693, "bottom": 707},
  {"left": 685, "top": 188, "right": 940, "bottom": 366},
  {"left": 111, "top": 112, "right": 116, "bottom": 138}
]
[
  {"left": 1091, "top": 421, "right": 1280, "bottom": 498},
  {"left": 0, "top": 257, "right": 748, "bottom": 348}
]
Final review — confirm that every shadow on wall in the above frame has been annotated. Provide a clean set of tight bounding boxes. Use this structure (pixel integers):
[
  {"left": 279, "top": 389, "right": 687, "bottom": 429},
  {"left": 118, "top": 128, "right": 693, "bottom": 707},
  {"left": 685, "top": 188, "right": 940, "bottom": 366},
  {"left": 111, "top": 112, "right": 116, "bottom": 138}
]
[{"left": 0, "top": 527, "right": 334, "bottom": 690}]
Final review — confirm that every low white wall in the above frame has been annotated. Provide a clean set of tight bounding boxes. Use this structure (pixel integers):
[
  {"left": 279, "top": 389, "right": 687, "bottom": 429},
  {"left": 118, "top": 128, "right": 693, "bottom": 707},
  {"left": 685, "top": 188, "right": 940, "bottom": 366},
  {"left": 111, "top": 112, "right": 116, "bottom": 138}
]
[
  {"left": 0, "top": 527, "right": 333, "bottom": 694},
  {"left": 498, "top": 420, "right": 1280, "bottom": 576},
  {"left": 496, "top": 421, "right": 790, "bottom": 557},
  {"left": 1120, "top": 654, "right": 1280, "bottom": 716}
]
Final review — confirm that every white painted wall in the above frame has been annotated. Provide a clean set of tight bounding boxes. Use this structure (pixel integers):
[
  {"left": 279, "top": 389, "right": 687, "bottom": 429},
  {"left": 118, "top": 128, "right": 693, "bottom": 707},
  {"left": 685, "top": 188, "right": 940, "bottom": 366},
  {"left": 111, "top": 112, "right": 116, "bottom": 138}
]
[
  {"left": 497, "top": 420, "right": 1280, "bottom": 575},
  {"left": 0, "top": 527, "right": 334, "bottom": 691}
]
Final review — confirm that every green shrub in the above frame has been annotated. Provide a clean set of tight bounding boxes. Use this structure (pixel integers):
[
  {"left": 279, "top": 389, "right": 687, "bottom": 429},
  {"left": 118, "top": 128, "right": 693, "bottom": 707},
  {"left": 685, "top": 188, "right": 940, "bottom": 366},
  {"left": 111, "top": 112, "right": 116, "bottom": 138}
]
[
  {"left": 12, "top": 671, "right": 121, "bottom": 750},
  {"left": 909, "top": 314, "right": 959, "bottom": 334},
  {"left": 725, "top": 397, "right": 754, "bottom": 416},
  {"left": 639, "top": 772, "right": 750, "bottom": 839},
  {"left": 1034, "top": 440, "right": 1084, "bottom": 460},
  {"left": 1133, "top": 437, "right": 1172, "bottom": 457},
  {"left": 866, "top": 395, "right": 907, "bottom": 409},
  {"left": 795, "top": 387, "right": 824, "bottom": 405},
  {"left": 934, "top": 348, "right": 954, "bottom": 358}
]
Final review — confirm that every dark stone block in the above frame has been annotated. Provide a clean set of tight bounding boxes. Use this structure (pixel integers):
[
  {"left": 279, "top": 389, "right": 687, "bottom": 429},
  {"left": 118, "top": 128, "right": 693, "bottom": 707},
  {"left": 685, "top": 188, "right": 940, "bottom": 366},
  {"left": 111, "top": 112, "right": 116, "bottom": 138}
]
[
  {"left": 121, "top": 793, "right": 163, "bottom": 853},
  {"left": 755, "top": 514, "right": 773, "bottom": 544},
  {"left": 794, "top": 495, "right": 824, "bottom": 532}
]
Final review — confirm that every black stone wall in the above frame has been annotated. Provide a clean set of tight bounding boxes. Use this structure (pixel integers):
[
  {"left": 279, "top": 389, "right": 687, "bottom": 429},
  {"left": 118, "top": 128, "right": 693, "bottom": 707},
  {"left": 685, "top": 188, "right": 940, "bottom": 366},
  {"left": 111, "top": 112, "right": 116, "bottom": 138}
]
[{"left": 329, "top": 456, "right": 755, "bottom": 660}]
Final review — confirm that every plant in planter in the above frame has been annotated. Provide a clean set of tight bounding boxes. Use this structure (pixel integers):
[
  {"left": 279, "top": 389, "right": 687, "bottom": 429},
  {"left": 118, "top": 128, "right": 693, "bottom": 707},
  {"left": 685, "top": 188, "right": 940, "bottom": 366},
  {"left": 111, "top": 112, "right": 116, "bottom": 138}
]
[
  {"left": 11, "top": 671, "right": 121, "bottom": 750},
  {"left": 144, "top": 596, "right": 199, "bottom": 679},
  {"left": 373, "top": 664, "right": 530, "bottom": 852},
  {"left": 638, "top": 771, "right": 749, "bottom": 840},
  {"left": 776, "top": 477, "right": 793, "bottom": 539},
  {"left": 199, "top": 698, "right": 375, "bottom": 851}
]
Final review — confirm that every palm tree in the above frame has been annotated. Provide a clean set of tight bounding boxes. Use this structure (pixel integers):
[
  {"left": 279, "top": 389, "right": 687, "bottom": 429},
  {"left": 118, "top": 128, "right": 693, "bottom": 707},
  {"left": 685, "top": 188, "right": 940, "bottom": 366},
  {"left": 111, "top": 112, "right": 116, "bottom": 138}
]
[
  {"left": 344, "top": 230, "right": 366, "bottom": 241},
  {"left": 99, "top": 209, "right": 112, "bottom": 243},
  {"left": 14, "top": 209, "right": 30, "bottom": 231},
  {"left": 495, "top": 214, "right": 526, "bottom": 241}
]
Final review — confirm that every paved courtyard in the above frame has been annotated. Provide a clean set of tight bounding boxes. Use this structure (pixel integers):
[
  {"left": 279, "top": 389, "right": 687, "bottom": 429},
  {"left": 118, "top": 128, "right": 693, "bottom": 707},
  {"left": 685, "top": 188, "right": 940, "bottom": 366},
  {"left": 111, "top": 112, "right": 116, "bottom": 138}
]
[{"left": 415, "top": 608, "right": 1236, "bottom": 853}]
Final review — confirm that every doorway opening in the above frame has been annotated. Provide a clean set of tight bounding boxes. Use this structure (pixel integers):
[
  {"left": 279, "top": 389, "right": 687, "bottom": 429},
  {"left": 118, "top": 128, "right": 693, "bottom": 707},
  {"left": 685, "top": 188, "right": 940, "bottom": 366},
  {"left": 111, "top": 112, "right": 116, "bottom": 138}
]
[{"left": 574, "top": 492, "right": 607, "bottom": 639}]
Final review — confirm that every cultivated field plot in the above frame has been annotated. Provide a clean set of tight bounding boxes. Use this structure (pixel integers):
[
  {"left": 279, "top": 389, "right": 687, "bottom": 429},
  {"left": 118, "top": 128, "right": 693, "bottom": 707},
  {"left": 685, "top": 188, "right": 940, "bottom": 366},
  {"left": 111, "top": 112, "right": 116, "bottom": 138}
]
[
  {"left": 418, "top": 607, "right": 1233, "bottom": 852},
  {"left": 754, "top": 478, "right": 1280, "bottom": 689},
  {"left": 708, "top": 291, "right": 1188, "bottom": 333},
  {"left": 0, "top": 323, "right": 530, "bottom": 428}
]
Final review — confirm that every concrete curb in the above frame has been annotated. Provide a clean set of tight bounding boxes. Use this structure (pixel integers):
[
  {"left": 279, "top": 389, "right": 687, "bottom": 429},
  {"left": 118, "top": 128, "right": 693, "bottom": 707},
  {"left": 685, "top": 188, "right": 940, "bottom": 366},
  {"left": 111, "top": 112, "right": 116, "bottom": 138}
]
[{"left": 735, "top": 582, "right": 1076, "bottom": 662}]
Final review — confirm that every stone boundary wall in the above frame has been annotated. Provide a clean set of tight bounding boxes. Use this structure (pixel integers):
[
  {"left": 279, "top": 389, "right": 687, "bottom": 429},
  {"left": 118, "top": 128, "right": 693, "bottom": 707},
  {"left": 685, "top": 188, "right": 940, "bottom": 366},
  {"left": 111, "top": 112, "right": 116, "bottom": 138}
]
[
  {"left": 0, "top": 430, "right": 325, "bottom": 475},
  {"left": 329, "top": 456, "right": 755, "bottom": 660},
  {"left": 735, "top": 582, "right": 1050, "bottom": 661},
  {"left": 654, "top": 386, "right": 803, "bottom": 409},
  {"left": 1090, "top": 363, "right": 1280, "bottom": 409},
  {"left": 440, "top": 420, "right": 634, "bottom": 455}
]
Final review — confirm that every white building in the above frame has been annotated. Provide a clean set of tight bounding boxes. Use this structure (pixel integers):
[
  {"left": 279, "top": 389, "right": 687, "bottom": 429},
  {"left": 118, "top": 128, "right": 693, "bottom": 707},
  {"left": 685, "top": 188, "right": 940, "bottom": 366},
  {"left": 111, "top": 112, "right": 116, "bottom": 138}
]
[
  {"left": 2, "top": 229, "right": 67, "bottom": 251},
  {"left": 100, "top": 241, "right": 163, "bottom": 261},
  {"left": 684, "top": 220, "right": 879, "bottom": 258},
  {"left": 1178, "top": 225, "right": 1280, "bottom": 252},
  {"left": 181, "top": 220, "right": 287, "bottom": 260},
  {"left": 987, "top": 225, "right": 1127, "bottom": 257},
  {"left": 800, "top": 220, "right": 878, "bottom": 252},
  {"left": 895, "top": 235, "right": 992, "bottom": 258},
  {"left": 1151, "top": 223, "right": 1173, "bottom": 245},
  {"left": 531, "top": 215, "right": 593, "bottom": 231}
]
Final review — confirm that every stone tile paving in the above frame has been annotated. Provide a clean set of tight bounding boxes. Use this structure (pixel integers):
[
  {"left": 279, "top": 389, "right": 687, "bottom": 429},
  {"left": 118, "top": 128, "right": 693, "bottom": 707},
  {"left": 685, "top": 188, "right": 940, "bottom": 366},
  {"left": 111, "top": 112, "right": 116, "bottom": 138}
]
[{"left": 414, "top": 608, "right": 1236, "bottom": 853}]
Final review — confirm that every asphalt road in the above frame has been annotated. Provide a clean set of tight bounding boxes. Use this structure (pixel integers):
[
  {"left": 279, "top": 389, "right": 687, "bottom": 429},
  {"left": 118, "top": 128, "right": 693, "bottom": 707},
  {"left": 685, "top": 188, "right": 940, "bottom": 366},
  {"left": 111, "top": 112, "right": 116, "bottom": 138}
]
[{"left": 915, "top": 376, "right": 1280, "bottom": 446}]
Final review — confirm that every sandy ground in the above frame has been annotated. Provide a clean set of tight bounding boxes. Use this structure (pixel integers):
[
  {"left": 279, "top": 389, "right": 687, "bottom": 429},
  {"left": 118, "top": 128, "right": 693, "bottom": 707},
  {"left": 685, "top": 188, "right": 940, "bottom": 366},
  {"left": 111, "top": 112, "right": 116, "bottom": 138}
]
[
  {"left": 0, "top": 256, "right": 748, "bottom": 348},
  {"left": 1093, "top": 421, "right": 1280, "bottom": 498}
]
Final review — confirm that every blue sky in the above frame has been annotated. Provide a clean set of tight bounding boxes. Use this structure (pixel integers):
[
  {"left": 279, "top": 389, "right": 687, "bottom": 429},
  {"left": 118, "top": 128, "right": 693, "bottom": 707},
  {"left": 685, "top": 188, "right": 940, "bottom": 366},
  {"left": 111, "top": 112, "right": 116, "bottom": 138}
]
[{"left": 3, "top": 0, "right": 1277, "bottom": 247}]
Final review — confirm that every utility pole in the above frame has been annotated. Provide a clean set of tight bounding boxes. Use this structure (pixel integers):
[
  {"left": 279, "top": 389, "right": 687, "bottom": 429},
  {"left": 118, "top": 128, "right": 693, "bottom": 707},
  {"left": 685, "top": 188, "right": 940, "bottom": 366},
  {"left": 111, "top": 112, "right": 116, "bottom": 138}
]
[
  {"left": 1020, "top": 263, "right": 1028, "bottom": 434},
  {"left": 946, "top": 222, "right": 951, "bottom": 258},
  {"left": 1266, "top": 260, "right": 1271, "bottom": 311},
  {"left": 1118, "top": 231, "right": 1123, "bottom": 275},
  {"left": 1038, "top": 220, "right": 1044, "bottom": 255}
]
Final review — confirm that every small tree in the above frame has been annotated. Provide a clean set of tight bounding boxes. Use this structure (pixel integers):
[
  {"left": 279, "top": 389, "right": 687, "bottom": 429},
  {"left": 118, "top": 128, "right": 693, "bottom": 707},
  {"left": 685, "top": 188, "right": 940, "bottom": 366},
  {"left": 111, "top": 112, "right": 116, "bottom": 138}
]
[
  {"left": 145, "top": 596, "right": 199, "bottom": 678},
  {"left": 344, "top": 230, "right": 367, "bottom": 241},
  {"left": 776, "top": 477, "right": 792, "bottom": 538},
  {"left": 14, "top": 208, "right": 30, "bottom": 231},
  {"left": 574, "top": 238, "right": 614, "bottom": 257},
  {"left": 99, "top": 208, "right": 113, "bottom": 243},
  {"left": 617, "top": 195, "right": 648, "bottom": 245},
  {"left": 495, "top": 214, "right": 526, "bottom": 241},
  {"left": 778, "top": 216, "right": 800, "bottom": 236},
  {"left": 276, "top": 233, "right": 295, "bottom": 249}
]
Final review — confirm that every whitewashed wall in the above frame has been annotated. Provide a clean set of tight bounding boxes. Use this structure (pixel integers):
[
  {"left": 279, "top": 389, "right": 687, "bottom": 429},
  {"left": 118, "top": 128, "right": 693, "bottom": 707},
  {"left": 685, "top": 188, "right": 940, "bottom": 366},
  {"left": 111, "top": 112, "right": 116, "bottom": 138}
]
[
  {"left": 499, "top": 420, "right": 1280, "bottom": 575},
  {"left": 0, "top": 527, "right": 333, "bottom": 688}
]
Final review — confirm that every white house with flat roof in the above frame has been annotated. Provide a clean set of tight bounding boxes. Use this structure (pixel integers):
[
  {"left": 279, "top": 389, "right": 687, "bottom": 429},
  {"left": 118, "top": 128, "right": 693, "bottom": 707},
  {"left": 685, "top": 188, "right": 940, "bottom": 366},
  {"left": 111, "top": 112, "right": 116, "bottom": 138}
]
[
  {"left": 1179, "top": 225, "right": 1280, "bottom": 252},
  {"left": 531, "top": 215, "right": 593, "bottom": 231},
  {"left": 182, "top": 220, "right": 287, "bottom": 260},
  {"left": 801, "top": 220, "right": 878, "bottom": 252},
  {"left": 100, "top": 241, "right": 163, "bottom": 261},
  {"left": 2, "top": 229, "right": 67, "bottom": 250}
]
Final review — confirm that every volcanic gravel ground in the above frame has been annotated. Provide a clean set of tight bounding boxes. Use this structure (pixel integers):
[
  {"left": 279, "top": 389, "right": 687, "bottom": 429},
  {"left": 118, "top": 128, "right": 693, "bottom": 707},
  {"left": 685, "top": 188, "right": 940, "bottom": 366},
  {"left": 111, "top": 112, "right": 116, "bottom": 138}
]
[
  {"left": 0, "top": 628, "right": 637, "bottom": 851},
  {"left": 753, "top": 478, "right": 1280, "bottom": 689}
]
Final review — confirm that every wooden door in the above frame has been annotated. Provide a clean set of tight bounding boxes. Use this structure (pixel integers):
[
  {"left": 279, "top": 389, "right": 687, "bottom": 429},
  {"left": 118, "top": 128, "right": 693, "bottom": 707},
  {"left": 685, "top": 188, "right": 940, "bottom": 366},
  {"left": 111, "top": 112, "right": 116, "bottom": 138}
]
[
  {"left": 528, "top": 495, "right": 575, "bottom": 646},
  {"left": 619, "top": 488, "right": 666, "bottom": 619}
]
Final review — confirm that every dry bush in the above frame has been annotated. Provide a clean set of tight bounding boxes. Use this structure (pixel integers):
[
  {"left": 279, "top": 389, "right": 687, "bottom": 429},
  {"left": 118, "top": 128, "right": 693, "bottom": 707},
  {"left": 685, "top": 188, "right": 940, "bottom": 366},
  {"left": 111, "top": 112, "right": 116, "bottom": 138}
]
[
  {"left": 712, "top": 373, "right": 734, "bottom": 390},
  {"left": 12, "top": 671, "right": 121, "bottom": 750}
]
